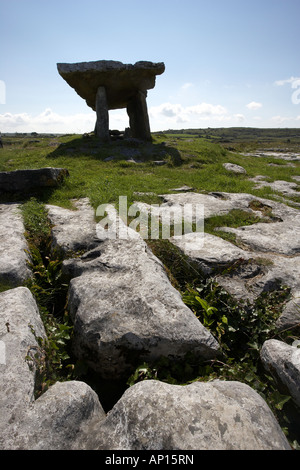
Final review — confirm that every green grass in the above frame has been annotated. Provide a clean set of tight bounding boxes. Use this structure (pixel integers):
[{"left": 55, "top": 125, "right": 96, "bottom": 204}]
[
  {"left": 1, "top": 132, "right": 299, "bottom": 249},
  {"left": 0, "top": 281, "right": 16, "bottom": 293},
  {"left": 203, "top": 209, "right": 264, "bottom": 245},
  {"left": 1, "top": 132, "right": 299, "bottom": 214}
]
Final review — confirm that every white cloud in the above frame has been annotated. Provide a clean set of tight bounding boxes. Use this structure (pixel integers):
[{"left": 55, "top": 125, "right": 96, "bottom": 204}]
[
  {"left": 159, "top": 103, "right": 180, "bottom": 118},
  {"left": 148, "top": 102, "right": 239, "bottom": 131},
  {"left": 271, "top": 115, "right": 293, "bottom": 124},
  {"left": 246, "top": 101, "right": 262, "bottom": 110},
  {"left": 188, "top": 103, "right": 228, "bottom": 116},
  {"left": 150, "top": 102, "right": 228, "bottom": 122},
  {"left": 274, "top": 76, "right": 300, "bottom": 86},
  {"left": 0, "top": 108, "right": 96, "bottom": 133},
  {"left": 2, "top": 104, "right": 299, "bottom": 135},
  {"left": 233, "top": 114, "right": 245, "bottom": 122}
]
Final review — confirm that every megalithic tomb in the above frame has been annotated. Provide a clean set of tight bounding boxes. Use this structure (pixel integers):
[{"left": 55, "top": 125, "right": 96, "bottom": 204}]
[{"left": 57, "top": 60, "right": 165, "bottom": 142}]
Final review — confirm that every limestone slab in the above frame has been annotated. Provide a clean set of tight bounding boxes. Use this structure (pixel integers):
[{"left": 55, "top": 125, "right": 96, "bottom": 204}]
[
  {"left": 156, "top": 192, "right": 300, "bottom": 328},
  {"left": 66, "top": 236, "right": 220, "bottom": 380},
  {"left": 170, "top": 232, "right": 249, "bottom": 275},
  {"left": 8, "top": 381, "right": 106, "bottom": 450},
  {"left": 57, "top": 60, "right": 165, "bottom": 110},
  {"left": 0, "top": 167, "right": 69, "bottom": 193},
  {"left": 46, "top": 198, "right": 99, "bottom": 254},
  {"left": 261, "top": 339, "right": 300, "bottom": 408},
  {"left": 93, "top": 379, "right": 291, "bottom": 450},
  {"left": 0, "top": 204, "right": 31, "bottom": 286},
  {"left": 0, "top": 287, "right": 46, "bottom": 445},
  {"left": 0, "top": 287, "right": 106, "bottom": 450}
]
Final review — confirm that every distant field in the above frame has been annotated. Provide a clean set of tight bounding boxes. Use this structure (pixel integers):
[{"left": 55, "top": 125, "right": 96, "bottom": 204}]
[{"left": 155, "top": 127, "right": 300, "bottom": 152}]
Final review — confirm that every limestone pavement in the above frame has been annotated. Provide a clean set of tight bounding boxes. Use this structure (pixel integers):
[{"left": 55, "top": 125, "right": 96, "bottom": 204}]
[{"left": 1, "top": 178, "right": 299, "bottom": 448}]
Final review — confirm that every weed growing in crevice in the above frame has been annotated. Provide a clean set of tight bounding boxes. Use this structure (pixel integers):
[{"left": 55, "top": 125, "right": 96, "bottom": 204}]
[
  {"left": 132, "top": 238, "right": 300, "bottom": 445},
  {"left": 21, "top": 197, "right": 75, "bottom": 397},
  {"left": 182, "top": 280, "right": 292, "bottom": 359},
  {"left": 147, "top": 239, "right": 204, "bottom": 290},
  {"left": 21, "top": 198, "right": 69, "bottom": 317},
  {"left": 26, "top": 319, "right": 74, "bottom": 398}
]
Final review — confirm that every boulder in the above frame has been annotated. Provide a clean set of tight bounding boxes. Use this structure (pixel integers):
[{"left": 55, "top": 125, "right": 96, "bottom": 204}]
[
  {"left": 276, "top": 290, "right": 300, "bottom": 330},
  {"left": 0, "top": 204, "right": 31, "bottom": 286},
  {"left": 260, "top": 339, "right": 300, "bottom": 408},
  {"left": 223, "top": 163, "right": 247, "bottom": 174},
  {"left": 0, "top": 287, "right": 106, "bottom": 450},
  {"left": 93, "top": 379, "right": 291, "bottom": 450},
  {"left": 65, "top": 236, "right": 220, "bottom": 380},
  {"left": 0, "top": 167, "right": 69, "bottom": 193},
  {"left": 7, "top": 381, "right": 106, "bottom": 450}
]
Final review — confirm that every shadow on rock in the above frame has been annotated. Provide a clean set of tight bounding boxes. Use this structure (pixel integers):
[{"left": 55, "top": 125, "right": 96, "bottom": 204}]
[{"left": 0, "top": 167, "right": 69, "bottom": 203}]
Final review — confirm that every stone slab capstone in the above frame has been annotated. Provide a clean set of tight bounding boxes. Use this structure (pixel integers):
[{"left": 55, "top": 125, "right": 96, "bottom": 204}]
[{"left": 57, "top": 60, "right": 165, "bottom": 110}]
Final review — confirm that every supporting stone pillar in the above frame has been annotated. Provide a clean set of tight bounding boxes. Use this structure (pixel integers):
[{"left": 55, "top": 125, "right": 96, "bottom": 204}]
[
  {"left": 127, "top": 91, "right": 152, "bottom": 142},
  {"left": 95, "top": 86, "right": 110, "bottom": 142}
]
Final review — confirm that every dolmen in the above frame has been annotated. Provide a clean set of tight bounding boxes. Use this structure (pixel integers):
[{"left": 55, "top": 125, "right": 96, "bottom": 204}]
[{"left": 57, "top": 60, "right": 165, "bottom": 142}]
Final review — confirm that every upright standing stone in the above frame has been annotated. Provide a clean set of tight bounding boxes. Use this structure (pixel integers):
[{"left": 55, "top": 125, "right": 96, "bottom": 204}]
[
  {"left": 95, "top": 86, "right": 110, "bottom": 142},
  {"left": 127, "top": 91, "right": 151, "bottom": 141}
]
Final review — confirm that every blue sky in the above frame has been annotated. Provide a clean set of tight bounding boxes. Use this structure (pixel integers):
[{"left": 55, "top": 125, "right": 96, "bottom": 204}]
[{"left": 1, "top": 0, "right": 300, "bottom": 133}]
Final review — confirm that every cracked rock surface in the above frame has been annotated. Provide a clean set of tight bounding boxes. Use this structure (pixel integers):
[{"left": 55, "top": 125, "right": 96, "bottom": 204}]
[
  {"left": 91, "top": 379, "right": 291, "bottom": 450},
  {"left": 155, "top": 191, "right": 300, "bottom": 330},
  {"left": 50, "top": 203, "right": 220, "bottom": 380},
  {"left": 0, "top": 287, "right": 105, "bottom": 450},
  {"left": 0, "top": 204, "right": 31, "bottom": 286}
]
